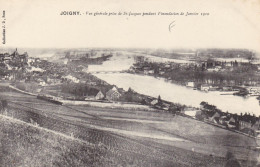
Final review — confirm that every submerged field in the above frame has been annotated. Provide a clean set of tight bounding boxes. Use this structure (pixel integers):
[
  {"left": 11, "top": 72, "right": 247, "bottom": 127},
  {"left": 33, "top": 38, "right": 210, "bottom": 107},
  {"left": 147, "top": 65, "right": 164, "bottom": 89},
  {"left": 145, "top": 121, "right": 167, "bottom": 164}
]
[{"left": 0, "top": 88, "right": 259, "bottom": 166}]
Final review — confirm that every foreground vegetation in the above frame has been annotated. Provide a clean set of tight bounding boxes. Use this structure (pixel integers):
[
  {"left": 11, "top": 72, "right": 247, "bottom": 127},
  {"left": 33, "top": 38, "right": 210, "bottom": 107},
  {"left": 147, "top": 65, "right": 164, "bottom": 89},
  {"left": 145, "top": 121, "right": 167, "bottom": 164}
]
[
  {"left": 0, "top": 85, "right": 259, "bottom": 166},
  {"left": 0, "top": 115, "right": 111, "bottom": 166},
  {"left": 0, "top": 115, "right": 179, "bottom": 167}
]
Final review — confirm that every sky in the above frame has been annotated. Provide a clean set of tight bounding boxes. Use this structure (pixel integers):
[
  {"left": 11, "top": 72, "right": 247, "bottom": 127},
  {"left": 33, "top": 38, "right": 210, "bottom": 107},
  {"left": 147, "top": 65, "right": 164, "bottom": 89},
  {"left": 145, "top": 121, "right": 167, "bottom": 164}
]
[{"left": 0, "top": 0, "right": 260, "bottom": 52}]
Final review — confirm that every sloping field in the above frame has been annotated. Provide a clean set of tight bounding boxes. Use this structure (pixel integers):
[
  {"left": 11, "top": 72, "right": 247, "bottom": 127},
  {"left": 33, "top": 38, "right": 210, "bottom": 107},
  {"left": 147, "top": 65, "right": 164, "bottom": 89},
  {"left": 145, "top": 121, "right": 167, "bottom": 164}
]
[
  {"left": 0, "top": 115, "right": 178, "bottom": 167},
  {"left": 0, "top": 88, "right": 259, "bottom": 166}
]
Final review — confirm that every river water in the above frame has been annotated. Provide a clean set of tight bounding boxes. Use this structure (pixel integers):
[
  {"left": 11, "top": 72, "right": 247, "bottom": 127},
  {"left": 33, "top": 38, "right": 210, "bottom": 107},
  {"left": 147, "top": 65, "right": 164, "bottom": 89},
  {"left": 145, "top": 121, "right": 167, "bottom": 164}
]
[{"left": 88, "top": 52, "right": 260, "bottom": 116}]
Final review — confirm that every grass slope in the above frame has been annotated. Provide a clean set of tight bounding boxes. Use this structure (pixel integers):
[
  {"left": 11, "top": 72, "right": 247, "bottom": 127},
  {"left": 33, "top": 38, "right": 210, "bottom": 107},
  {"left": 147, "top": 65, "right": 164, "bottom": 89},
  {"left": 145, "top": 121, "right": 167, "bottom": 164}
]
[{"left": 0, "top": 115, "right": 175, "bottom": 167}]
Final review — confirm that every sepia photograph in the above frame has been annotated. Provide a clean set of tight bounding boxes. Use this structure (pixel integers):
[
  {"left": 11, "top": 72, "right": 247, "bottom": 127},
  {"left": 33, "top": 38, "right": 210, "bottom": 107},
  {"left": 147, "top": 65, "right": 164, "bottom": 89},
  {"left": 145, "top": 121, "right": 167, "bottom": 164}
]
[{"left": 0, "top": 0, "right": 260, "bottom": 166}]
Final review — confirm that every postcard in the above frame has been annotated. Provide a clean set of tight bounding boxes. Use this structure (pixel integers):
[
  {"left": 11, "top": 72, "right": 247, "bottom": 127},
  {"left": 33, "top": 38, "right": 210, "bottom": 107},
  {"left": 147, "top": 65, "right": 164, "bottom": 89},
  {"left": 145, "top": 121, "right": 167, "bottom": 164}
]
[{"left": 0, "top": 0, "right": 260, "bottom": 166}]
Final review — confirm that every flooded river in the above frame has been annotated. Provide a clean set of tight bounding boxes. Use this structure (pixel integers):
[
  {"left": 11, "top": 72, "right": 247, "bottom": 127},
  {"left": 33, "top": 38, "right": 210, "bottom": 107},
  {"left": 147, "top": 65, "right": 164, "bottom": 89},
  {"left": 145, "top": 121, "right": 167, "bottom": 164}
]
[{"left": 89, "top": 52, "right": 260, "bottom": 116}]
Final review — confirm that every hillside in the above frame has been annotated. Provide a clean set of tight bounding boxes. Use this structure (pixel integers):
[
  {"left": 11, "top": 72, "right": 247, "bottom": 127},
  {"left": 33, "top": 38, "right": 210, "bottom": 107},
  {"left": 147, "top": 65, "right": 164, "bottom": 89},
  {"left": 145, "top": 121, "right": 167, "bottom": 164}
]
[
  {"left": 0, "top": 87, "right": 259, "bottom": 166},
  {"left": 0, "top": 115, "right": 173, "bottom": 167}
]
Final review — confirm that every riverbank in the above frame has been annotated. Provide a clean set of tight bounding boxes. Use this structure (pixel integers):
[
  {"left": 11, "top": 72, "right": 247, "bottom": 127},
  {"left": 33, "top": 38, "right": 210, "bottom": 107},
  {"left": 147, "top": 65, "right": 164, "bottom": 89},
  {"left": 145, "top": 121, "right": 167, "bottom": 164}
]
[
  {"left": 94, "top": 73, "right": 260, "bottom": 115},
  {"left": 127, "top": 70, "right": 248, "bottom": 95}
]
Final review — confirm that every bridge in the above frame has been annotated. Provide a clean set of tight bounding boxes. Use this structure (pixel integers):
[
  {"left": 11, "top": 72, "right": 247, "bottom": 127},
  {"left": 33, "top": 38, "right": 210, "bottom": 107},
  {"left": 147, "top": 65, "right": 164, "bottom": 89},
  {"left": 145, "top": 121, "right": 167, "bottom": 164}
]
[{"left": 87, "top": 71, "right": 126, "bottom": 74}]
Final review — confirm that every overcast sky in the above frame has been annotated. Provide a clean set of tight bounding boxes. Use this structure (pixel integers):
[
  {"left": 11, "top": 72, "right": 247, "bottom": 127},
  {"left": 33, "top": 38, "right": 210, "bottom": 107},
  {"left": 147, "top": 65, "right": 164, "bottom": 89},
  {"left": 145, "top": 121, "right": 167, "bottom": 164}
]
[{"left": 0, "top": 0, "right": 260, "bottom": 52}]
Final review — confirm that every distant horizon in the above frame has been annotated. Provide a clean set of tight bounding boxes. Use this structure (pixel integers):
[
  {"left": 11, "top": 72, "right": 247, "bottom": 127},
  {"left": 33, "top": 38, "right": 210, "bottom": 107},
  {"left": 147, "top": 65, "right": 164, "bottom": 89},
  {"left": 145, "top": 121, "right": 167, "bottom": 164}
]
[
  {"left": 0, "top": 46, "right": 258, "bottom": 52},
  {"left": 1, "top": 46, "right": 259, "bottom": 59}
]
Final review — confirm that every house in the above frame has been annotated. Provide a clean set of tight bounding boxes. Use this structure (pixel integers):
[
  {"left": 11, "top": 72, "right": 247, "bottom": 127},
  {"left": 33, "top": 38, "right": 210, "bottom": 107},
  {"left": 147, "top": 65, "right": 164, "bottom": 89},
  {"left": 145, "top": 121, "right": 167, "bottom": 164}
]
[
  {"left": 209, "top": 112, "right": 221, "bottom": 124},
  {"left": 143, "top": 66, "right": 150, "bottom": 75},
  {"left": 226, "top": 116, "right": 237, "bottom": 129},
  {"left": 9, "top": 48, "right": 28, "bottom": 63},
  {"left": 28, "top": 57, "right": 35, "bottom": 64},
  {"left": 246, "top": 87, "right": 260, "bottom": 95},
  {"left": 85, "top": 88, "right": 104, "bottom": 100},
  {"left": 62, "top": 75, "right": 79, "bottom": 83},
  {"left": 19, "top": 52, "right": 28, "bottom": 63},
  {"left": 106, "top": 86, "right": 121, "bottom": 101},
  {"left": 144, "top": 69, "right": 149, "bottom": 75},
  {"left": 238, "top": 113, "right": 260, "bottom": 131},
  {"left": 186, "top": 82, "right": 195, "bottom": 88},
  {"left": 207, "top": 68, "right": 219, "bottom": 72},
  {"left": 200, "top": 84, "right": 210, "bottom": 92},
  {"left": 227, "top": 116, "right": 236, "bottom": 124},
  {"left": 151, "top": 99, "right": 158, "bottom": 105},
  {"left": 88, "top": 81, "right": 97, "bottom": 86},
  {"left": 148, "top": 70, "right": 154, "bottom": 74},
  {"left": 47, "top": 78, "right": 61, "bottom": 85},
  {"left": 239, "top": 120, "right": 252, "bottom": 130},
  {"left": 129, "top": 66, "right": 136, "bottom": 72},
  {"left": 95, "top": 90, "right": 105, "bottom": 100},
  {"left": 6, "top": 74, "right": 14, "bottom": 80},
  {"left": 209, "top": 86, "right": 219, "bottom": 91},
  {"left": 200, "top": 101, "right": 208, "bottom": 110},
  {"left": 35, "top": 58, "right": 41, "bottom": 62},
  {"left": 219, "top": 116, "right": 228, "bottom": 125},
  {"left": 117, "top": 88, "right": 125, "bottom": 93},
  {"left": 3, "top": 56, "right": 11, "bottom": 63},
  {"left": 225, "top": 62, "right": 232, "bottom": 67},
  {"left": 39, "top": 81, "right": 46, "bottom": 86},
  {"left": 195, "top": 110, "right": 207, "bottom": 121},
  {"left": 27, "top": 66, "right": 45, "bottom": 73},
  {"left": 222, "top": 86, "right": 233, "bottom": 91},
  {"left": 0, "top": 53, "right": 6, "bottom": 61}
]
